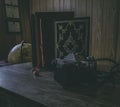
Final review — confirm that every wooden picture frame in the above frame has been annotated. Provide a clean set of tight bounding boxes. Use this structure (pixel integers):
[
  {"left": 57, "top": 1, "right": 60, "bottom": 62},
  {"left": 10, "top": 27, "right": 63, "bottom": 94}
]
[
  {"left": 31, "top": 12, "right": 74, "bottom": 67},
  {"left": 54, "top": 17, "right": 90, "bottom": 58},
  {"left": 6, "top": 21, "right": 21, "bottom": 33},
  {"left": 5, "top": 5, "right": 20, "bottom": 18},
  {"left": 4, "top": 0, "right": 21, "bottom": 34},
  {"left": 5, "top": 0, "right": 18, "bottom": 5}
]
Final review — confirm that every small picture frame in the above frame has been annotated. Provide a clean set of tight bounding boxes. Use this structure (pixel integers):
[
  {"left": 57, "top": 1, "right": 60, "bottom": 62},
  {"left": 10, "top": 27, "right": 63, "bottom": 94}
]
[
  {"left": 5, "top": 0, "right": 18, "bottom": 5},
  {"left": 7, "top": 21, "right": 21, "bottom": 33},
  {"left": 5, "top": 5, "right": 20, "bottom": 18},
  {"left": 4, "top": 0, "right": 21, "bottom": 34}
]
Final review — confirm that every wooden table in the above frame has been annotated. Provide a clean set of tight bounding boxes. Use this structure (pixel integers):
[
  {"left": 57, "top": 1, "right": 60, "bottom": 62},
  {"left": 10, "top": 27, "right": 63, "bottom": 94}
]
[{"left": 0, "top": 62, "right": 119, "bottom": 107}]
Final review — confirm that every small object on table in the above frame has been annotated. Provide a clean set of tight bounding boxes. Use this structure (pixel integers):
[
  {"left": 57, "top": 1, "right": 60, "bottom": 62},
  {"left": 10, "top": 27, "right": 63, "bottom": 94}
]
[{"left": 32, "top": 66, "right": 41, "bottom": 77}]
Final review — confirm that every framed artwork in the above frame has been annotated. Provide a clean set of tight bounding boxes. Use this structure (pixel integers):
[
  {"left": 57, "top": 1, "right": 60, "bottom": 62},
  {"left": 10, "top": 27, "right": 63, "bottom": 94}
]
[
  {"left": 7, "top": 21, "right": 21, "bottom": 33},
  {"left": 54, "top": 17, "right": 90, "bottom": 58},
  {"left": 4, "top": 0, "right": 20, "bottom": 18},
  {"left": 31, "top": 12, "right": 74, "bottom": 67},
  {"left": 4, "top": 0, "right": 21, "bottom": 34},
  {"left": 5, "top": 5, "right": 20, "bottom": 18},
  {"left": 5, "top": 0, "right": 18, "bottom": 5}
]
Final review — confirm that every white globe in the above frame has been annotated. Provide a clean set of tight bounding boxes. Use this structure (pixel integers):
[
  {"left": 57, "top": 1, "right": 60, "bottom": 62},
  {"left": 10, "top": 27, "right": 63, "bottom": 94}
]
[{"left": 8, "top": 43, "right": 32, "bottom": 64}]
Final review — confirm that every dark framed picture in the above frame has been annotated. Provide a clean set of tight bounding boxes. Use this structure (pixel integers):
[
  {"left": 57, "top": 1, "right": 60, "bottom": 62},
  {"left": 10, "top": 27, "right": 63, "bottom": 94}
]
[
  {"left": 4, "top": 0, "right": 20, "bottom": 18},
  {"left": 6, "top": 21, "right": 21, "bottom": 33},
  {"left": 5, "top": 5, "right": 20, "bottom": 18},
  {"left": 4, "top": 0, "right": 21, "bottom": 34},
  {"left": 5, "top": 0, "right": 18, "bottom": 5},
  {"left": 54, "top": 17, "right": 90, "bottom": 58}
]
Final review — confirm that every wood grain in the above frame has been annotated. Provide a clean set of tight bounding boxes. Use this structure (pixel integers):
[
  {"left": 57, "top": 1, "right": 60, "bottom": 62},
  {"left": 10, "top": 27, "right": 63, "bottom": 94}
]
[
  {"left": 29, "top": 0, "right": 120, "bottom": 63},
  {"left": 86, "top": 0, "right": 93, "bottom": 55},
  {"left": 92, "top": 0, "right": 103, "bottom": 58},
  {"left": 47, "top": 0, "right": 54, "bottom": 11},
  {"left": 53, "top": 0, "right": 60, "bottom": 11},
  {"left": 102, "top": 0, "right": 117, "bottom": 59},
  {"left": 116, "top": 0, "right": 120, "bottom": 62}
]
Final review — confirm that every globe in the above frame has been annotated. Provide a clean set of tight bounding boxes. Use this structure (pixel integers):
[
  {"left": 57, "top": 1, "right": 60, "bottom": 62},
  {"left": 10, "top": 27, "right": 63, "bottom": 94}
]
[{"left": 8, "top": 43, "right": 32, "bottom": 64}]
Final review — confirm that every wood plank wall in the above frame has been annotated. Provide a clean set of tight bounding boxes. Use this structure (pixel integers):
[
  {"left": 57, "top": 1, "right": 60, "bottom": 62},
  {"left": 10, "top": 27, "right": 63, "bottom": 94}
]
[
  {"left": 0, "top": 0, "right": 31, "bottom": 60},
  {"left": 21, "top": 0, "right": 31, "bottom": 42},
  {"left": 0, "top": 0, "right": 17, "bottom": 59},
  {"left": 30, "top": 0, "right": 120, "bottom": 63},
  {"left": 116, "top": 0, "right": 120, "bottom": 62}
]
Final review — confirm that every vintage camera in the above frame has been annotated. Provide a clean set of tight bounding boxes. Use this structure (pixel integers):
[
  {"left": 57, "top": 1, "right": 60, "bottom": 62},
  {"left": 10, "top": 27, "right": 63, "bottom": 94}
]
[
  {"left": 53, "top": 54, "right": 119, "bottom": 89},
  {"left": 53, "top": 55, "right": 98, "bottom": 88}
]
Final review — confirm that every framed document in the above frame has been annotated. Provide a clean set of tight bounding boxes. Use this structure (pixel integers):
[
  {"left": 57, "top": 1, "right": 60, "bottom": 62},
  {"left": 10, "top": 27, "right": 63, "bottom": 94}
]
[
  {"left": 7, "top": 21, "right": 21, "bottom": 33},
  {"left": 4, "top": 0, "right": 21, "bottom": 34},
  {"left": 5, "top": 6, "right": 19, "bottom": 18},
  {"left": 5, "top": 0, "right": 18, "bottom": 5}
]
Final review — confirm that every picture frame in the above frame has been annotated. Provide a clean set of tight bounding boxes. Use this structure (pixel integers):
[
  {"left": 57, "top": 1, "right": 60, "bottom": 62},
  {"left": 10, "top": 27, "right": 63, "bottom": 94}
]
[
  {"left": 4, "top": 0, "right": 21, "bottom": 34},
  {"left": 54, "top": 17, "right": 90, "bottom": 58},
  {"left": 5, "top": 0, "right": 18, "bottom": 5},
  {"left": 5, "top": 5, "right": 20, "bottom": 18},
  {"left": 6, "top": 21, "right": 21, "bottom": 33}
]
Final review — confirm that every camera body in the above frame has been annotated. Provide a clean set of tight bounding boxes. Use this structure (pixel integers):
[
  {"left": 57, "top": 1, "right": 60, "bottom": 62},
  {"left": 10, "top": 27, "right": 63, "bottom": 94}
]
[{"left": 53, "top": 56, "right": 97, "bottom": 88}]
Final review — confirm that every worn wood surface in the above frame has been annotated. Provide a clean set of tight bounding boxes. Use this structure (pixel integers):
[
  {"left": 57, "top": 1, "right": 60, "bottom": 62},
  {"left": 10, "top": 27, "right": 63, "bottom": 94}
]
[
  {"left": 0, "top": 0, "right": 31, "bottom": 60},
  {"left": 0, "top": 63, "right": 120, "bottom": 107}
]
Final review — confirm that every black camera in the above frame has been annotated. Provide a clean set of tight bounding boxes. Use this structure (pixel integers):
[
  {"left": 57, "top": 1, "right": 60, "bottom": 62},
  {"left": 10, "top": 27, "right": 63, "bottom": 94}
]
[
  {"left": 53, "top": 53, "right": 119, "bottom": 89},
  {"left": 53, "top": 55, "right": 98, "bottom": 88}
]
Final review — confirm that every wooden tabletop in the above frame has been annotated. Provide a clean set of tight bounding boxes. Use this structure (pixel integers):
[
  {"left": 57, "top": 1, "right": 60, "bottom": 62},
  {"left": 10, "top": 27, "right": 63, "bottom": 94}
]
[{"left": 0, "top": 62, "right": 119, "bottom": 107}]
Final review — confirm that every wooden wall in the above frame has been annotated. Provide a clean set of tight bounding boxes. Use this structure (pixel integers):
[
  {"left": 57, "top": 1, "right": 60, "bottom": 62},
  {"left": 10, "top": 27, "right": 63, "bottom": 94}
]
[
  {"left": 0, "top": 0, "right": 30, "bottom": 60},
  {"left": 0, "top": 0, "right": 16, "bottom": 60},
  {"left": 21, "top": 0, "right": 31, "bottom": 42},
  {"left": 116, "top": 0, "right": 120, "bottom": 62},
  {"left": 30, "top": 0, "right": 120, "bottom": 63}
]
